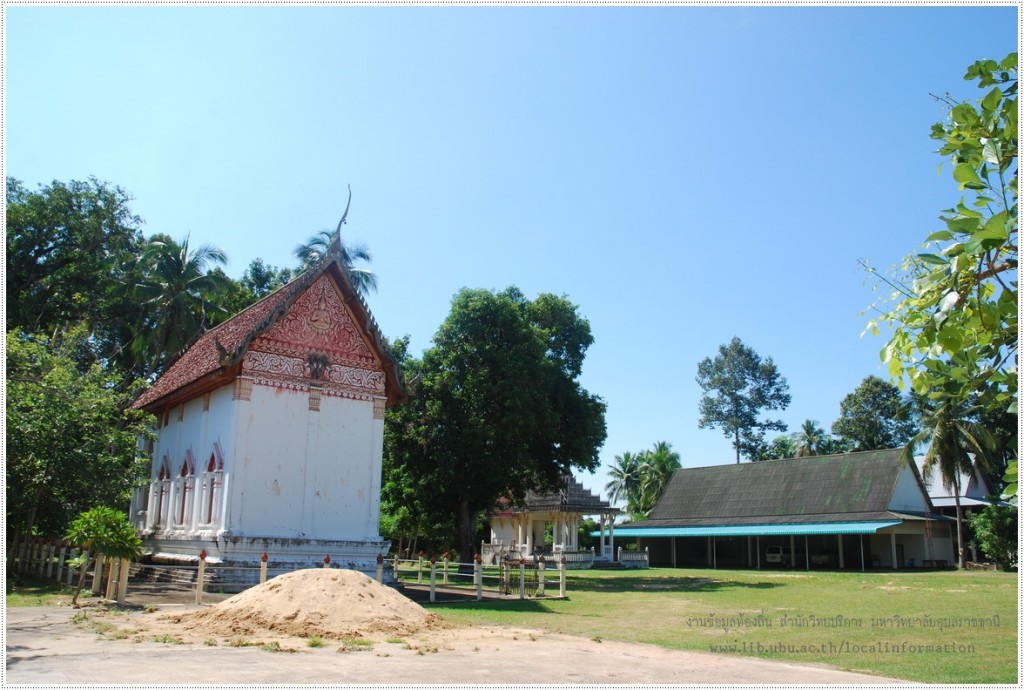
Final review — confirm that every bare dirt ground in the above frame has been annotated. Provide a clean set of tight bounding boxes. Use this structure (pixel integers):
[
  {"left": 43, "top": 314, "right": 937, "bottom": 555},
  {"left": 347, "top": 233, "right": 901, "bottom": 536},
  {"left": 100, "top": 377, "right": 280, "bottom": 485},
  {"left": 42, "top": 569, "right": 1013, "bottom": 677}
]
[{"left": 5, "top": 570, "right": 911, "bottom": 685}]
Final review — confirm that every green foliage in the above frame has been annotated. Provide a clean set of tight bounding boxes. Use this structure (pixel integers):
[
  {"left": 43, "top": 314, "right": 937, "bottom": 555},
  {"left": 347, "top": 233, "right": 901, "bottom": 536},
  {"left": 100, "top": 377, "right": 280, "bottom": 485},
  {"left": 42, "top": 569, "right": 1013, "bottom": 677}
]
[
  {"left": 606, "top": 442, "right": 681, "bottom": 518},
  {"left": 696, "top": 337, "right": 792, "bottom": 463},
  {"left": 831, "top": 376, "right": 918, "bottom": 451},
  {"left": 1000, "top": 459, "right": 1017, "bottom": 502},
  {"left": 6, "top": 329, "right": 152, "bottom": 536},
  {"left": 865, "top": 53, "right": 1017, "bottom": 412},
  {"left": 293, "top": 230, "right": 377, "bottom": 295},
  {"left": 383, "top": 288, "right": 606, "bottom": 562},
  {"left": 65, "top": 505, "right": 143, "bottom": 605},
  {"left": 968, "top": 504, "right": 1018, "bottom": 569},
  {"left": 132, "top": 234, "right": 231, "bottom": 375},
  {"left": 5, "top": 177, "right": 145, "bottom": 338}
]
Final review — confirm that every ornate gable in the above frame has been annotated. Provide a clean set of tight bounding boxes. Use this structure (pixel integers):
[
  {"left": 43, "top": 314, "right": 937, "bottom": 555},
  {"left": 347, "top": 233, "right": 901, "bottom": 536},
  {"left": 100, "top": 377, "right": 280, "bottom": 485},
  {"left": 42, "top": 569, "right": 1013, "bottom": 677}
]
[{"left": 242, "top": 274, "right": 387, "bottom": 402}]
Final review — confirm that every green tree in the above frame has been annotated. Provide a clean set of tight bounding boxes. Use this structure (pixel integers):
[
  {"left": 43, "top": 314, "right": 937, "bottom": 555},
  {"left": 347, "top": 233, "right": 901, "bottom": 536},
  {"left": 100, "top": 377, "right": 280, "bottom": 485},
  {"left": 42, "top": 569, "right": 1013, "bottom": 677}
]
[
  {"left": 967, "top": 504, "right": 1017, "bottom": 569},
  {"left": 294, "top": 230, "right": 377, "bottom": 295},
  {"left": 133, "top": 234, "right": 231, "bottom": 375},
  {"left": 696, "top": 337, "right": 792, "bottom": 463},
  {"left": 793, "top": 420, "right": 826, "bottom": 457},
  {"left": 6, "top": 329, "right": 151, "bottom": 537},
  {"left": 832, "top": 376, "right": 918, "bottom": 451},
  {"left": 605, "top": 451, "right": 644, "bottom": 517},
  {"left": 5, "top": 177, "right": 145, "bottom": 336},
  {"left": 636, "top": 442, "right": 681, "bottom": 515},
  {"left": 757, "top": 434, "right": 799, "bottom": 461},
  {"left": 902, "top": 394, "right": 996, "bottom": 569},
  {"left": 64, "top": 506, "right": 143, "bottom": 606},
  {"left": 384, "top": 287, "right": 607, "bottom": 563},
  {"left": 865, "top": 53, "right": 1017, "bottom": 416}
]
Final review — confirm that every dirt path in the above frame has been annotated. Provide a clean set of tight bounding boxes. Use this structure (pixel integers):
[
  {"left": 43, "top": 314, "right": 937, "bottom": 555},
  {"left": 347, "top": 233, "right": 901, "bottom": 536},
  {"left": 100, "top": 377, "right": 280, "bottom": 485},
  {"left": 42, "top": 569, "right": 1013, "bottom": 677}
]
[{"left": 4, "top": 606, "right": 911, "bottom": 685}]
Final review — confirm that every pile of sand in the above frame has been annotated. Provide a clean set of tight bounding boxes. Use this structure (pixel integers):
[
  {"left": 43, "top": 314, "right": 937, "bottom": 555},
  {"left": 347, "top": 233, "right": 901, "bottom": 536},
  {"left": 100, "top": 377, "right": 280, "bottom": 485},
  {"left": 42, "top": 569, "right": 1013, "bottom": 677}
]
[{"left": 171, "top": 568, "right": 442, "bottom": 640}]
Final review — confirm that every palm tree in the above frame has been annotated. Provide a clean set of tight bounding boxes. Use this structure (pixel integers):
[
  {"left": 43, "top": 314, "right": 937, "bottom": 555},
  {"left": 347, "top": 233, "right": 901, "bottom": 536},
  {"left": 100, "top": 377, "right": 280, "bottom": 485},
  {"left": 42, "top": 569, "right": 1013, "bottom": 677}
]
[
  {"left": 637, "top": 441, "right": 682, "bottom": 515},
  {"left": 133, "top": 234, "right": 230, "bottom": 376},
  {"left": 294, "top": 231, "right": 377, "bottom": 295},
  {"left": 794, "top": 419, "right": 826, "bottom": 457},
  {"left": 901, "top": 397, "right": 996, "bottom": 569},
  {"left": 605, "top": 451, "right": 643, "bottom": 517}
]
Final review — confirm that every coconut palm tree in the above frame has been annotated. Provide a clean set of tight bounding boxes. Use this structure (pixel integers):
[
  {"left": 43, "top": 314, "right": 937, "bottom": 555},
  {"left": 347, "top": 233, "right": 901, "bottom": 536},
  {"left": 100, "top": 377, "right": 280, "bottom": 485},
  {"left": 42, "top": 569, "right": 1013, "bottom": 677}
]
[
  {"left": 133, "top": 234, "right": 230, "bottom": 376},
  {"left": 901, "top": 397, "right": 996, "bottom": 569},
  {"left": 637, "top": 441, "right": 682, "bottom": 515},
  {"left": 794, "top": 419, "right": 826, "bottom": 457},
  {"left": 605, "top": 451, "right": 643, "bottom": 517}
]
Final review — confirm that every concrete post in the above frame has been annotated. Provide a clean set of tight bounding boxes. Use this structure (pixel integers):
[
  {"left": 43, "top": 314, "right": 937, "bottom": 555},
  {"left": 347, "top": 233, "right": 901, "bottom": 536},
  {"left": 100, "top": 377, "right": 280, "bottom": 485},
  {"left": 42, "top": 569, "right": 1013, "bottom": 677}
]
[
  {"left": 195, "top": 550, "right": 207, "bottom": 605},
  {"left": 376, "top": 554, "right": 384, "bottom": 583},
  {"left": 443, "top": 555, "right": 449, "bottom": 585},
  {"left": 66, "top": 549, "right": 78, "bottom": 586},
  {"left": 44, "top": 541, "right": 56, "bottom": 579},
  {"left": 429, "top": 558, "right": 436, "bottom": 603},
  {"left": 323, "top": 554, "right": 331, "bottom": 568},
  {"left": 56, "top": 543, "right": 69, "bottom": 584},
  {"left": 260, "top": 553, "right": 268, "bottom": 584},
  {"left": 537, "top": 557, "right": 546, "bottom": 596},
  {"left": 518, "top": 561, "right": 525, "bottom": 600},
  {"left": 417, "top": 554, "right": 424, "bottom": 584},
  {"left": 117, "top": 558, "right": 130, "bottom": 605},
  {"left": 105, "top": 558, "right": 120, "bottom": 600},
  {"left": 91, "top": 554, "right": 105, "bottom": 594},
  {"left": 35, "top": 539, "right": 46, "bottom": 576}
]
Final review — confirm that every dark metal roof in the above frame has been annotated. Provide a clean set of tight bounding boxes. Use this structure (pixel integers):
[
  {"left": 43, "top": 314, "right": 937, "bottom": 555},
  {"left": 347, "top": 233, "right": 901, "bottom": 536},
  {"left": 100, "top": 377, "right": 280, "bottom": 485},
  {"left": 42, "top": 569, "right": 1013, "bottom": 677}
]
[
  {"left": 631, "top": 449, "right": 914, "bottom": 528},
  {"left": 514, "top": 475, "right": 617, "bottom": 514}
]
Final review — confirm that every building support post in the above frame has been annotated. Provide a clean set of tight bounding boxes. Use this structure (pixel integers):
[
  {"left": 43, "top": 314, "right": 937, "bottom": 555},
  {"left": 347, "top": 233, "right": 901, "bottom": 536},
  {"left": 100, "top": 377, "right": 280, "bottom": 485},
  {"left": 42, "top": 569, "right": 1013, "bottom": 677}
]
[
  {"left": 838, "top": 535, "right": 845, "bottom": 569},
  {"left": 860, "top": 535, "right": 865, "bottom": 573},
  {"left": 891, "top": 533, "right": 898, "bottom": 570},
  {"left": 789, "top": 535, "right": 796, "bottom": 569},
  {"left": 805, "top": 535, "right": 810, "bottom": 570}
]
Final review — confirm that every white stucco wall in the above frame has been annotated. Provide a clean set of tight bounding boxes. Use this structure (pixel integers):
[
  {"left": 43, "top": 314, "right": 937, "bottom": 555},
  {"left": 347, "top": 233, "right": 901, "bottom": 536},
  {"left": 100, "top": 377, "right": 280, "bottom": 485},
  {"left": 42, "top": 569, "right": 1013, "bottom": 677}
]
[
  {"left": 226, "top": 381, "right": 383, "bottom": 541},
  {"left": 888, "top": 464, "right": 930, "bottom": 513}
]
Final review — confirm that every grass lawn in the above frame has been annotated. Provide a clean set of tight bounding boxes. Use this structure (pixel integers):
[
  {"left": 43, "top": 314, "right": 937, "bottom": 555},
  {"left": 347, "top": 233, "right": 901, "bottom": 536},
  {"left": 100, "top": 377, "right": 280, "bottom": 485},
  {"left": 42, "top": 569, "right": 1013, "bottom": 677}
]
[{"left": 427, "top": 567, "right": 1018, "bottom": 684}]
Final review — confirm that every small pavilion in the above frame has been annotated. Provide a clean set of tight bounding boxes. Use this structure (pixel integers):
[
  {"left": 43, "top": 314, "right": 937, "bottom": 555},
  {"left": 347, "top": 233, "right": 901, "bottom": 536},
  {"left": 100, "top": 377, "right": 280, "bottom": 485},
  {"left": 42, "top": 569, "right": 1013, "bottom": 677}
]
[{"left": 486, "top": 474, "right": 618, "bottom": 562}]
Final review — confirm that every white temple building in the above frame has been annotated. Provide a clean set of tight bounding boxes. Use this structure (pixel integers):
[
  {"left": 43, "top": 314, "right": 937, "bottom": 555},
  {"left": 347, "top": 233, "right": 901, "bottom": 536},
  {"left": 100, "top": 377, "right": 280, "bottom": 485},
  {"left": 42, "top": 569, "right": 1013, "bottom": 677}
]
[{"left": 130, "top": 237, "right": 406, "bottom": 578}]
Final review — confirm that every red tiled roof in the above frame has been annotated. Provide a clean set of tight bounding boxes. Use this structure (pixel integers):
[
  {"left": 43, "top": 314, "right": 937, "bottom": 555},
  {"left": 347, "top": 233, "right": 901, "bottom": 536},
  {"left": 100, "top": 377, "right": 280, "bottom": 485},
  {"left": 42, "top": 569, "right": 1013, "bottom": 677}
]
[{"left": 133, "top": 257, "right": 405, "bottom": 411}]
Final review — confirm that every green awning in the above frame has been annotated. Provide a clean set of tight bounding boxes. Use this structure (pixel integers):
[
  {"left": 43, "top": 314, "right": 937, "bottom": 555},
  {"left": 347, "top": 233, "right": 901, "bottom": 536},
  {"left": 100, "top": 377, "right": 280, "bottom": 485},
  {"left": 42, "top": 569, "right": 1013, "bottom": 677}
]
[{"left": 602, "top": 521, "right": 903, "bottom": 538}]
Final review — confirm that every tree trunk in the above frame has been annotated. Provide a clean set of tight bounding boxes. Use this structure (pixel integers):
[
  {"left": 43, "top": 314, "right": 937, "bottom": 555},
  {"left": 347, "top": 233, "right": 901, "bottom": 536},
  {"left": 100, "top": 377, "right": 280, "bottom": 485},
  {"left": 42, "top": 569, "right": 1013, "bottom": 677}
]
[
  {"left": 457, "top": 498, "right": 477, "bottom": 565},
  {"left": 953, "top": 475, "right": 966, "bottom": 569},
  {"left": 70, "top": 550, "right": 93, "bottom": 607},
  {"left": 734, "top": 428, "right": 741, "bottom": 464}
]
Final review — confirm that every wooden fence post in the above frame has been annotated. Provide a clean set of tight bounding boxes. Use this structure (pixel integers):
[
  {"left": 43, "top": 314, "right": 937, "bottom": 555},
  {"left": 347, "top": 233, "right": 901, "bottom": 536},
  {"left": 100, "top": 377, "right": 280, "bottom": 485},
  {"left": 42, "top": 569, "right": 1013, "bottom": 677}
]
[
  {"left": 429, "top": 557, "right": 437, "bottom": 603},
  {"left": 559, "top": 557, "right": 566, "bottom": 598},
  {"left": 474, "top": 553, "right": 482, "bottom": 601},
  {"left": 260, "top": 552, "right": 268, "bottom": 584},
  {"left": 195, "top": 550, "right": 207, "bottom": 605}
]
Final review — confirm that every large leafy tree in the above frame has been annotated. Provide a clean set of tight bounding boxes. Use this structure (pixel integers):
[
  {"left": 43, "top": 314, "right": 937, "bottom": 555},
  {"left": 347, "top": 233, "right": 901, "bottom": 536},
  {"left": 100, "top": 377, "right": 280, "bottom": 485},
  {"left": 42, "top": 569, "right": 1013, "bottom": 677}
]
[
  {"left": 968, "top": 504, "right": 1018, "bottom": 570},
  {"left": 6, "top": 329, "right": 152, "bottom": 537},
  {"left": 132, "top": 234, "right": 231, "bottom": 376},
  {"left": 5, "top": 177, "right": 147, "bottom": 374},
  {"left": 696, "top": 337, "right": 792, "bottom": 463},
  {"left": 865, "top": 53, "right": 1017, "bottom": 418},
  {"left": 831, "top": 376, "right": 918, "bottom": 451},
  {"left": 384, "top": 287, "right": 607, "bottom": 563}
]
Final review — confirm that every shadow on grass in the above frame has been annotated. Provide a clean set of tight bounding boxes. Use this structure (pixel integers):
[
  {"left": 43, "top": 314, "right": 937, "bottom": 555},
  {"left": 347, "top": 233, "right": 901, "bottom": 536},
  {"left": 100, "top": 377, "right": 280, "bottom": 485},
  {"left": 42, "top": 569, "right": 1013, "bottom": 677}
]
[{"left": 567, "top": 574, "right": 781, "bottom": 593}]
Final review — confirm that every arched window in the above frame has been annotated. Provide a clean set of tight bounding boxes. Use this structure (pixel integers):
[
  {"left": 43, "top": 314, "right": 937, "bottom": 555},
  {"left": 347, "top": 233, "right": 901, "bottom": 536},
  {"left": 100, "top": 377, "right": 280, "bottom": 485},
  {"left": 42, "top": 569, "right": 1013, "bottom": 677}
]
[
  {"left": 175, "top": 450, "right": 196, "bottom": 528},
  {"left": 154, "top": 456, "right": 171, "bottom": 528},
  {"left": 200, "top": 442, "right": 225, "bottom": 528}
]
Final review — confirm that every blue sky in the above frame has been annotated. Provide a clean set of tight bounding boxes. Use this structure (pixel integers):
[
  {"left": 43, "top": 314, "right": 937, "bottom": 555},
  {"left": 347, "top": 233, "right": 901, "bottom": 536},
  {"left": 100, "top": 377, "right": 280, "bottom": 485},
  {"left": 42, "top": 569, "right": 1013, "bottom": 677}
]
[{"left": 5, "top": 5, "right": 1019, "bottom": 504}]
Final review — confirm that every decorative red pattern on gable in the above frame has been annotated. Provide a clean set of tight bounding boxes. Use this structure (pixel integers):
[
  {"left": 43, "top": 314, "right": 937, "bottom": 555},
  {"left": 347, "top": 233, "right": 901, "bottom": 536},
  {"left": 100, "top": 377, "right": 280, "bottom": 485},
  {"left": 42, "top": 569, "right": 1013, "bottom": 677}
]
[
  {"left": 251, "top": 274, "right": 377, "bottom": 367},
  {"left": 132, "top": 286, "right": 294, "bottom": 410},
  {"left": 132, "top": 257, "right": 407, "bottom": 412}
]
